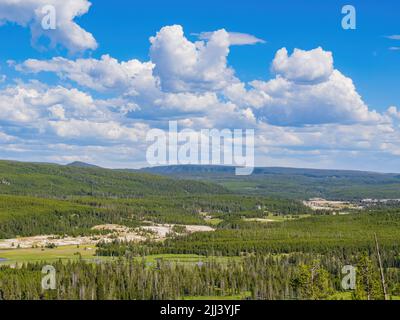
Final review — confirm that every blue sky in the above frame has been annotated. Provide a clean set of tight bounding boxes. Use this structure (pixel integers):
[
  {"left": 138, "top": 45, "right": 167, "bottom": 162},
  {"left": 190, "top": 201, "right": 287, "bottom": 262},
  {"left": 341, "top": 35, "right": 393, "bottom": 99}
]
[
  {"left": 0, "top": 0, "right": 399, "bottom": 172},
  {"left": 1, "top": 0, "right": 399, "bottom": 108}
]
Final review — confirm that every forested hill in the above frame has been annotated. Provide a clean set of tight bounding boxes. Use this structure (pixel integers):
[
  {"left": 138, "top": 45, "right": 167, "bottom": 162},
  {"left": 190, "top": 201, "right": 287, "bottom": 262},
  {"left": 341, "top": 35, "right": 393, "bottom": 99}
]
[
  {"left": 139, "top": 165, "right": 400, "bottom": 200},
  {"left": 140, "top": 164, "right": 400, "bottom": 178},
  {"left": 2, "top": 160, "right": 399, "bottom": 200},
  {"left": 0, "top": 160, "right": 227, "bottom": 197}
]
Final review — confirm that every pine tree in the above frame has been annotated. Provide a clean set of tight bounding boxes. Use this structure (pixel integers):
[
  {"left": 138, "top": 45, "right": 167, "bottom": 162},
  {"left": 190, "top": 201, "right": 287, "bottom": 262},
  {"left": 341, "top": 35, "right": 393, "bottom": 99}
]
[
  {"left": 290, "top": 260, "right": 333, "bottom": 300},
  {"left": 353, "top": 253, "right": 384, "bottom": 300}
]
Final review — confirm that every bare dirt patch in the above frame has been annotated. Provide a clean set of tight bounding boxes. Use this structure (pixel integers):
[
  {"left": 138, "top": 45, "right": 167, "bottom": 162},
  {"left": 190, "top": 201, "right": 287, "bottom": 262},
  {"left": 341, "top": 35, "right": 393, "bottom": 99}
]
[{"left": 0, "top": 224, "right": 215, "bottom": 249}]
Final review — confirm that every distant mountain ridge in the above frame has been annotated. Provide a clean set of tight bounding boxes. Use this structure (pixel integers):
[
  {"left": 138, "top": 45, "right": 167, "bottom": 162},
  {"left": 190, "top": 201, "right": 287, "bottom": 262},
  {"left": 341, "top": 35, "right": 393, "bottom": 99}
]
[
  {"left": 66, "top": 161, "right": 100, "bottom": 168},
  {"left": 139, "top": 164, "right": 399, "bottom": 177},
  {"left": 139, "top": 165, "right": 400, "bottom": 200}
]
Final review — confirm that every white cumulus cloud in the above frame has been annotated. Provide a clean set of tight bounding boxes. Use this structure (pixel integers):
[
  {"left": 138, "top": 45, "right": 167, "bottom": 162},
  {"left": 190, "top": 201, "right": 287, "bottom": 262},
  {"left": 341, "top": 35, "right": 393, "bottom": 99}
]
[
  {"left": 150, "top": 25, "right": 237, "bottom": 92},
  {"left": 17, "top": 55, "right": 157, "bottom": 94},
  {"left": 49, "top": 119, "right": 148, "bottom": 143},
  {"left": 0, "top": 0, "right": 97, "bottom": 53},
  {"left": 271, "top": 47, "right": 334, "bottom": 84},
  {"left": 226, "top": 47, "right": 381, "bottom": 126},
  {"left": 6, "top": 25, "right": 400, "bottom": 171}
]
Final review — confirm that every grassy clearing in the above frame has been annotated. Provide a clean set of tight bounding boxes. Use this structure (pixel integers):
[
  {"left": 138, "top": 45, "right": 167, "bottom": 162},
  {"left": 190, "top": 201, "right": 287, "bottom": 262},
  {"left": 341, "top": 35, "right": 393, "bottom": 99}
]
[
  {"left": 327, "top": 292, "right": 400, "bottom": 300},
  {"left": 0, "top": 247, "right": 239, "bottom": 267},
  {"left": 0, "top": 244, "right": 106, "bottom": 265},
  {"left": 327, "top": 292, "right": 353, "bottom": 300},
  {"left": 244, "top": 214, "right": 312, "bottom": 223},
  {"left": 206, "top": 218, "right": 224, "bottom": 226},
  {"left": 182, "top": 292, "right": 252, "bottom": 300}
]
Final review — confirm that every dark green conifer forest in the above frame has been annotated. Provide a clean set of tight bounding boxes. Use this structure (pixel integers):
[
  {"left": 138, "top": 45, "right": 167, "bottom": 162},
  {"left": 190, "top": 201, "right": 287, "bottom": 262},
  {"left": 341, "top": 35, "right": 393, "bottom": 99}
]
[{"left": 0, "top": 161, "right": 399, "bottom": 300}]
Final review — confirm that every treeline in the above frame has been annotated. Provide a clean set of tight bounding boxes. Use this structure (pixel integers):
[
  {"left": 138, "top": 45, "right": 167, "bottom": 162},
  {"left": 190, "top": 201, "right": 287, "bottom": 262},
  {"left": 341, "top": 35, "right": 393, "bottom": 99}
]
[
  {"left": 1, "top": 253, "right": 398, "bottom": 300},
  {"left": 212, "top": 169, "right": 400, "bottom": 200},
  {"left": 97, "top": 211, "right": 400, "bottom": 258},
  {"left": 0, "top": 195, "right": 141, "bottom": 238},
  {"left": 176, "top": 195, "right": 312, "bottom": 217},
  {"left": 0, "top": 194, "right": 310, "bottom": 238}
]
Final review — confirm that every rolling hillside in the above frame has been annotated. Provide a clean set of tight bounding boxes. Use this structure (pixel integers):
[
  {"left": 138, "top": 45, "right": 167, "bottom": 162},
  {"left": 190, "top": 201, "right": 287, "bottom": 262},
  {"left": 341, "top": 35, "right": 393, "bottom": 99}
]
[
  {"left": 0, "top": 161, "right": 227, "bottom": 197},
  {"left": 140, "top": 165, "right": 400, "bottom": 200},
  {"left": 2, "top": 160, "right": 398, "bottom": 200}
]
